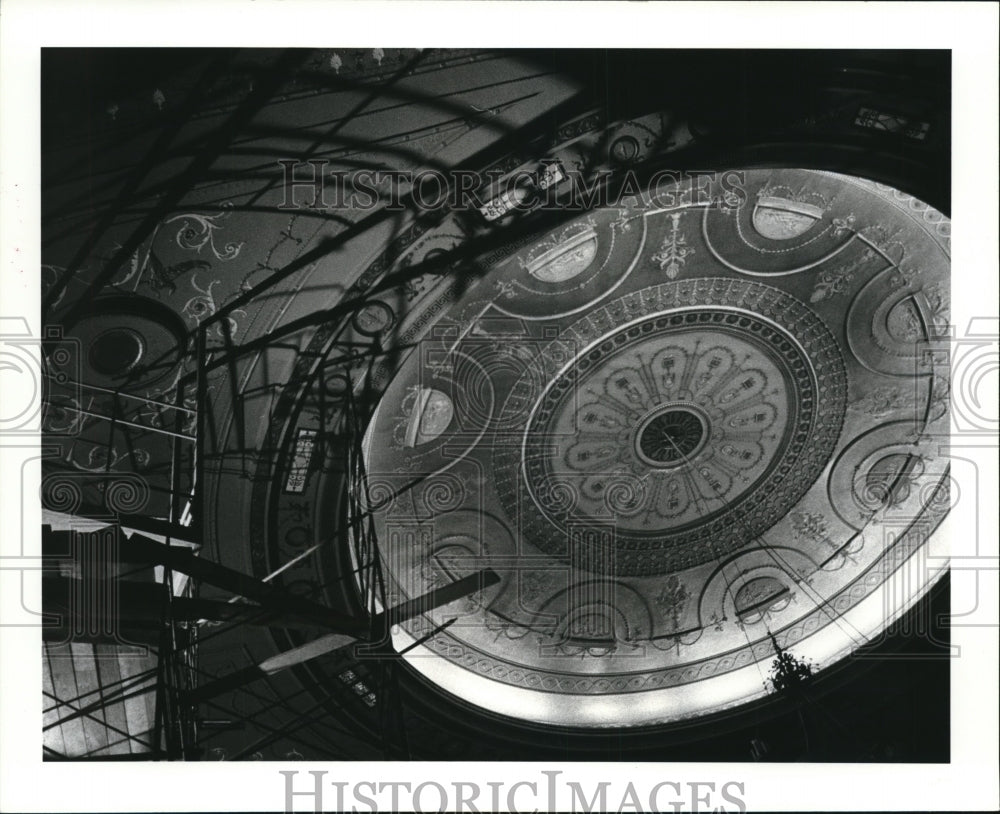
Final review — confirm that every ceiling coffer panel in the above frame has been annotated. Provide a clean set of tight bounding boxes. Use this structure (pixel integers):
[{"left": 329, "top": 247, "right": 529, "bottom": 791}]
[{"left": 360, "top": 168, "right": 950, "bottom": 727}]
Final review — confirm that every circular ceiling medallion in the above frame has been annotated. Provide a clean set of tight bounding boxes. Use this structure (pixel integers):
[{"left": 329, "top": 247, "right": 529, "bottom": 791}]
[
  {"left": 357, "top": 169, "right": 950, "bottom": 728},
  {"left": 493, "top": 283, "right": 847, "bottom": 576}
]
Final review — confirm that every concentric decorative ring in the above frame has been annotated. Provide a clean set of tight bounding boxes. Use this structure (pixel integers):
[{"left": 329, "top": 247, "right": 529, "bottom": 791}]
[{"left": 491, "top": 279, "right": 848, "bottom": 575}]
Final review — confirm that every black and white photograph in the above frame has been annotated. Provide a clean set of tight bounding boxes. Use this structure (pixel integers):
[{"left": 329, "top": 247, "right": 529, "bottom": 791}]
[{"left": 1, "top": 2, "right": 997, "bottom": 812}]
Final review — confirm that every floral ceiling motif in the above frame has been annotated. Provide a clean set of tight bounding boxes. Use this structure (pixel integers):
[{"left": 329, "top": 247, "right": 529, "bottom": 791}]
[{"left": 497, "top": 284, "right": 848, "bottom": 575}]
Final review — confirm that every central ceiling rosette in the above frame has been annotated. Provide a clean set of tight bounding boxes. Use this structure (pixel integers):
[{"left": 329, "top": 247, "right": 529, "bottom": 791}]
[{"left": 492, "top": 283, "right": 849, "bottom": 575}]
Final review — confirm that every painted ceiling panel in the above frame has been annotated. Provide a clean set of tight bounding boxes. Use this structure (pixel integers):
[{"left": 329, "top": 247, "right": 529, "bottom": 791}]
[{"left": 355, "top": 169, "right": 950, "bottom": 726}]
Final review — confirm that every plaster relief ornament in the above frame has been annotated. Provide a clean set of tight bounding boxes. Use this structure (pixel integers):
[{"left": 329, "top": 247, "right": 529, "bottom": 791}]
[
  {"left": 518, "top": 219, "right": 599, "bottom": 282},
  {"left": 751, "top": 182, "right": 831, "bottom": 240},
  {"left": 395, "top": 386, "right": 454, "bottom": 448},
  {"left": 652, "top": 211, "right": 695, "bottom": 278},
  {"left": 734, "top": 576, "right": 792, "bottom": 622},
  {"left": 753, "top": 197, "right": 825, "bottom": 241}
]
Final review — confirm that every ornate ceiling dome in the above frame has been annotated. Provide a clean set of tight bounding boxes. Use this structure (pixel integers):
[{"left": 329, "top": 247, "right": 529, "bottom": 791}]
[{"left": 362, "top": 168, "right": 951, "bottom": 726}]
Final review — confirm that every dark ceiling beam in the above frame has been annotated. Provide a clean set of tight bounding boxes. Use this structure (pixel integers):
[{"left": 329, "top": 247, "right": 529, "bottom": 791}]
[
  {"left": 41, "top": 575, "right": 334, "bottom": 633},
  {"left": 122, "top": 531, "right": 369, "bottom": 633},
  {"left": 120, "top": 529, "right": 498, "bottom": 641},
  {"left": 184, "top": 572, "right": 495, "bottom": 704}
]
